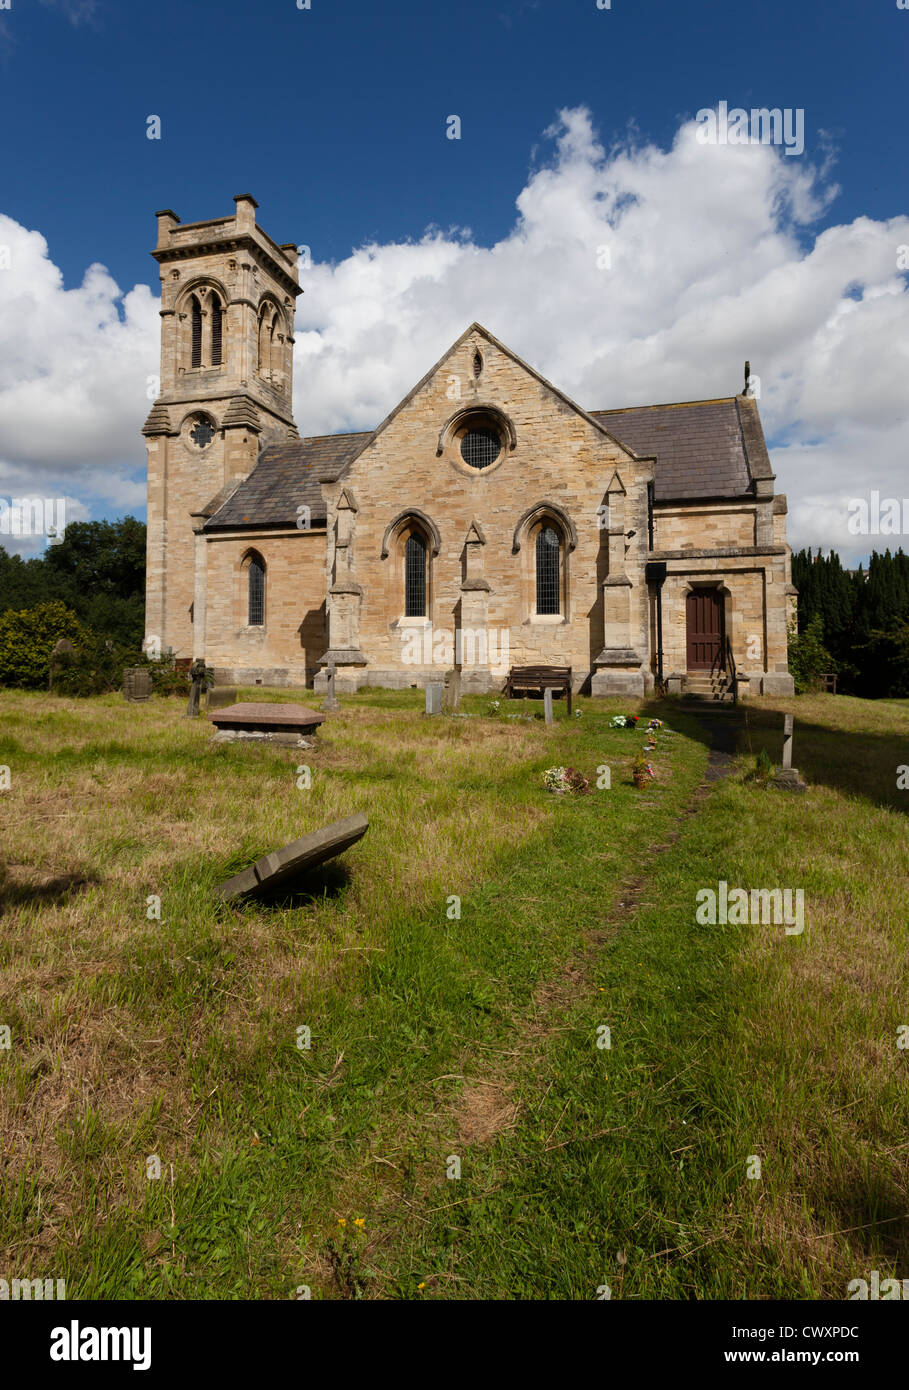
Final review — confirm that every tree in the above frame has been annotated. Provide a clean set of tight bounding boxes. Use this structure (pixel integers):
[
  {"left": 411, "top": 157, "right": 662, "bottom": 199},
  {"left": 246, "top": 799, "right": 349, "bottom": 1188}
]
[
  {"left": 0, "top": 601, "right": 87, "bottom": 689},
  {"left": 0, "top": 517, "right": 146, "bottom": 647},
  {"left": 787, "top": 615, "right": 834, "bottom": 694}
]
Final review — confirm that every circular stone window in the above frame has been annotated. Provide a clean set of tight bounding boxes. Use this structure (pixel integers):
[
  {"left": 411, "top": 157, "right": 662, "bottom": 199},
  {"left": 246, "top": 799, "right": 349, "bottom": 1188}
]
[
  {"left": 460, "top": 428, "right": 501, "bottom": 470},
  {"left": 188, "top": 415, "right": 215, "bottom": 449}
]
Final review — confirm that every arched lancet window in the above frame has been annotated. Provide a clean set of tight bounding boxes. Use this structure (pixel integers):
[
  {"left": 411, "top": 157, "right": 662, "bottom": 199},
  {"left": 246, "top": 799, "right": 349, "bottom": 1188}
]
[
  {"left": 258, "top": 304, "right": 279, "bottom": 375},
  {"left": 535, "top": 525, "right": 561, "bottom": 615},
  {"left": 190, "top": 295, "right": 202, "bottom": 368},
  {"left": 404, "top": 531, "right": 427, "bottom": 618},
  {"left": 247, "top": 554, "right": 265, "bottom": 626},
  {"left": 210, "top": 296, "right": 223, "bottom": 366}
]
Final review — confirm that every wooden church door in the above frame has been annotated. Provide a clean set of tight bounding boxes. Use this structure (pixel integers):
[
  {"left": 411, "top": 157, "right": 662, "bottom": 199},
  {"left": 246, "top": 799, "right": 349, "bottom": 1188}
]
[{"left": 686, "top": 589, "right": 725, "bottom": 670}]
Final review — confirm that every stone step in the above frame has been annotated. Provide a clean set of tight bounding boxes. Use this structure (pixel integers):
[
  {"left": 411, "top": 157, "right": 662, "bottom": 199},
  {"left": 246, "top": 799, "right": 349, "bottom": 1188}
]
[{"left": 684, "top": 673, "right": 735, "bottom": 703}]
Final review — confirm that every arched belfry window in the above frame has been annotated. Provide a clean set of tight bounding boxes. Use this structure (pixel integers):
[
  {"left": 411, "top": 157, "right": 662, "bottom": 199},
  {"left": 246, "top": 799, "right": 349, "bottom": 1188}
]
[
  {"left": 247, "top": 554, "right": 265, "bottom": 627},
  {"left": 190, "top": 295, "right": 202, "bottom": 369},
  {"left": 258, "top": 303, "right": 280, "bottom": 375},
  {"left": 535, "top": 525, "right": 561, "bottom": 615},
  {"left": 405, "top": 531, "right": 427, "bottom": 618},
  {"left": 210, "top": 297, "right": 223, "bottom": 366},
  {"left": 186, "top": 288, "right": 224, "bottom": 369}
]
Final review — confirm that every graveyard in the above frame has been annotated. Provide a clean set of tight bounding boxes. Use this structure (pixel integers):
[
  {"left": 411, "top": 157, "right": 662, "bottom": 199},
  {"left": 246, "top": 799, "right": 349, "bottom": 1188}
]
[{"left": 0, "top": 684, "right": 907, "bottom": 1299}]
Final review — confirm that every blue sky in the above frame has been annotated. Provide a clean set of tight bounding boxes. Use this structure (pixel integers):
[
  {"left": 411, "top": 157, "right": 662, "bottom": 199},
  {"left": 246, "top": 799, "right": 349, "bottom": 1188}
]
[
  {"left": 2, "top": 0, "right": 905, "bottom": 292},
  {"left": 0, "top": 0, "right": 907, "bottom": 562}
]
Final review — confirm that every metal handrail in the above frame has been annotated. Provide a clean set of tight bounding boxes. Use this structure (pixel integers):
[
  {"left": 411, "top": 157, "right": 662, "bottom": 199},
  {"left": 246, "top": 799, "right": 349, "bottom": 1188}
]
[
  {"left": 706, "top": 638, "right": 738, "bottom": 704},
  {"left": 725, "top": 636, "right": 738, "bottom": 705}
]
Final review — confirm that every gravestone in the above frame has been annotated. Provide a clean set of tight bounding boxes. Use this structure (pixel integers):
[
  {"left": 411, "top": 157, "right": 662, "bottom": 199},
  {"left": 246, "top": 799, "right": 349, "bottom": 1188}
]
[
  {"left": 186, "top": 659, "right": 207, "bottom": 718},
  {"left": 773, "top": 713, "right": 807, "bottom": 793},
  {"left": 425, "top": 682, "right": 444, "bottom": 716},
  {"left": 321, "top": 662, "right": 340, "bottom": 713},
  {"left": 543, "top": 687, "right": 554, "bottom": 725},
  {"left": 122, "top": 667, "right": 153, "bottom": 702},
  {"left": 48, "top": 637, "right": 75, "bottom": 688},
  {"left": 206, "top": 685, "right": 239, "bottom": 711},
  {"left": 444, "top": 667, "right": 461, "bottom": 713},
  {"left": 216, "top": 812, "right": 369, "bottom": 901}
]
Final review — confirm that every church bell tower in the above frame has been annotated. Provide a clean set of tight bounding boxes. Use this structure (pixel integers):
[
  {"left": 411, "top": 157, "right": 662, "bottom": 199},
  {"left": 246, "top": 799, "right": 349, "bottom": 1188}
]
[{"left": 142, "top": 194, "right": 301, "bottom": 658}]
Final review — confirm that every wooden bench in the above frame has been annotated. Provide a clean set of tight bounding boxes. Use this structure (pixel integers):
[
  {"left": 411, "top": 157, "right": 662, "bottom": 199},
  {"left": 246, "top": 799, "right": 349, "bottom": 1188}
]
[{"left": 503, "top": 665, "right": 573, "bottom": 717}]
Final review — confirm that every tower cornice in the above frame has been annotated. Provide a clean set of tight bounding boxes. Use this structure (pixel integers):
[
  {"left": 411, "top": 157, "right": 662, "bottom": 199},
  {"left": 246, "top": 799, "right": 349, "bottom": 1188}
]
[{"left": 152, "top": 233, "right": 302, "bottom": 300}]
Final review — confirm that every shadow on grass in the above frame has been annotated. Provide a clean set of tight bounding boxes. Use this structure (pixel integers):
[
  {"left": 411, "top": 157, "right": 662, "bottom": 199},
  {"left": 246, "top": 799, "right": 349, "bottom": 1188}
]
[
  {"left": 510, "top": 690, "right": 908, "bottom": 816},
  {"left": 227, "top": 859, "right": 353, "bottom": 913},
  {"left": 738, "top": 704, "right": 908, "bottom": 817},
  {"left": 594, "top": 695, "right": 909, "bottom": 817},
  {"left": 819, "top": 1173, "right": 909, "bottom": 1265},
  {"left": 0, "top": 863, "right": 99, "bottom": 915}
]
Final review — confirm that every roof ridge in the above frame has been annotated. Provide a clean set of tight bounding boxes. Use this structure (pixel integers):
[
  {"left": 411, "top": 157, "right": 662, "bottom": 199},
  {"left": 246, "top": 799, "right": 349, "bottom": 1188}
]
[
  {"left": 590, "top": 397, "right": 739, "bottom": 414},
  {"left": 300, "top": 430, "right": 373, "bottom": 442}
]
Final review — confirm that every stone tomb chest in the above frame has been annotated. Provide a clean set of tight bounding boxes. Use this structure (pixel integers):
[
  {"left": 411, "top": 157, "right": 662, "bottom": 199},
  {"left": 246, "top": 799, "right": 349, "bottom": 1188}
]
[{"left": 208, "top": 701, "right": 325, "bottom": 742}]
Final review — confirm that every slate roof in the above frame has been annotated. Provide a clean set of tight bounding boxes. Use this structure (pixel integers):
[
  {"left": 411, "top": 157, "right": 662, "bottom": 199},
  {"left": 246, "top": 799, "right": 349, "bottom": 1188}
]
[
  {"left": 589, "top": 397, "right": 769, "bottom": 502},
  {"left": 203, "top": 394, "right": 772, "bottom": 530},
  {"left": 203, "top": 433, "right": 370, "bottom": 530}
]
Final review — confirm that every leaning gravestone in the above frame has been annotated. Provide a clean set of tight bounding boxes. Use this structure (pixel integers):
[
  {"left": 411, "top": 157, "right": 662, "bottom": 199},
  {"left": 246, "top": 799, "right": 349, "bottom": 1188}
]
[
  {"left": 216, "top": 812, "right": 369, "bottom": 901},
  {"left": 122, "top": 667, "right": 153, "bottom": 702}
]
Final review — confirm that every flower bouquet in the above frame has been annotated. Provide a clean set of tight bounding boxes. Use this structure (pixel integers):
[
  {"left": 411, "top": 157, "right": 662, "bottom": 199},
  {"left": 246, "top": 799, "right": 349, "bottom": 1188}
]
[
  {"left": 632, "top": 750, "right": 655, "bottom": 788},
  {"left": 543, "top": 765, "right": 591, "bottom": 795},
  {"left": 609, "top": 714, "right": 640, "bottom": 729}
]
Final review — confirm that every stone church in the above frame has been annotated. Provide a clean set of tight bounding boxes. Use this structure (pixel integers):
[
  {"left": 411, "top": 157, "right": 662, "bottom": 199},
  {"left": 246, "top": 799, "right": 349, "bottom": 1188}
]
[{"left": 143, "top": 195, "right": 796, "bottom": 698}]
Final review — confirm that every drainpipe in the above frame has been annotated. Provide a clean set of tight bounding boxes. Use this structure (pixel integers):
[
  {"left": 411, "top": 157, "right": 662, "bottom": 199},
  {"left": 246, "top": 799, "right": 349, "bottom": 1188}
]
[{"left": 646, "top": 561, "right": 667, "bottom": 685}]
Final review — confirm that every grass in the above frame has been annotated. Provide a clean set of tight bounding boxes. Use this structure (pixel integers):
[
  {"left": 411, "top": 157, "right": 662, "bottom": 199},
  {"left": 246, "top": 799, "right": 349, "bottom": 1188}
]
[{"left": 0, "top": 686, "right": 906, "bottom": 1299}]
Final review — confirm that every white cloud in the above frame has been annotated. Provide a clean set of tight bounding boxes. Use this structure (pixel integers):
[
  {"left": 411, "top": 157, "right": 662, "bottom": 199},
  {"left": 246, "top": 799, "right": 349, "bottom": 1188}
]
[
  {"left": 1, "top": 105, "right": 907, "bottom": 564},
  {"left": 294, "top": 108, "right": 909, "bottom": 563},
  {"left": 0, "top": 215, "right": 158, "bottom": 553}
]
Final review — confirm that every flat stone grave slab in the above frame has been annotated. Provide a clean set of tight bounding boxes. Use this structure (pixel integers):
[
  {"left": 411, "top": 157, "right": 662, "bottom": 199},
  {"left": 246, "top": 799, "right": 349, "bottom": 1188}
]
[
  {"left": 216, "top": 812, "right": 369, "bottom": 902},
  {"left": 208, "top": 701, "right": 325, "bottom": 736}
]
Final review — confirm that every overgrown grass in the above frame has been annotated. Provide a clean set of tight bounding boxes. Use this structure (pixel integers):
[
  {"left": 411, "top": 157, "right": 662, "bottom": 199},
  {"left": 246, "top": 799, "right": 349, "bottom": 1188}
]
[{"left": 0, "top": 687, "right": 906, "bottom": 1298}]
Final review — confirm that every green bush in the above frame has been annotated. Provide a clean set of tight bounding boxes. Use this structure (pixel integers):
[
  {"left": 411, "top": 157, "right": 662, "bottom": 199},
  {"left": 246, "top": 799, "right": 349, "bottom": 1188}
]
[
  {"left": 745, "top": 748, "right": 774, "bottom": 786},
  {"left": 141, "top": 657, "right": 190, "bottom": 698},
  {"left": 0, "top": 601, "right": 88, "bottom": 689},
  {"left": 0, "top": 599, "right": 195, "bottom": 698},
  {"left": 787, "top": 615, "right": 834, "bottom": 694},
  {"left": 50, "top": 631, "right": 140, "bottom": 697}
]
